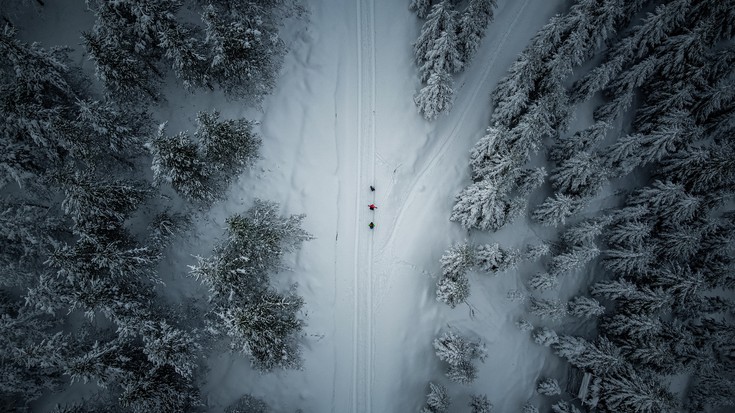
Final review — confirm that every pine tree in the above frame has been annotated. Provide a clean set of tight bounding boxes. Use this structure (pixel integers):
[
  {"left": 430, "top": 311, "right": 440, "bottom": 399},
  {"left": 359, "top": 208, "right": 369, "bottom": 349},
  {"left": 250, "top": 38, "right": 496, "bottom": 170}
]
[
  {"left": 225, "top": 394, "right": 271, "bottom": 413},
  {"left": 457, "top": 0, "right": 496, "bottom": 63},
  {"left": 421, "top": 382, "right": 451, "bottom": 413},
  {"left": 529, "top": 297, "right": 568, "bottom": 321},
  {"left": 196, "top": 111, "right": 261, "bottom": 182},
  {"left": 415, "top": 70, "right": 454, "bottom": 120},
  {"left": 189, "top": 200, "right": 311, "bottom": 300},
  {"left": 469, "top": 394, "right": 492, "bottom": 413},
  {"left": 202, "top": 5, "right": 286, "bottom": 101},
  {"left": 525, "top": 243, "right": 551, "bottom": 261},
  {"left": 603, "top": 246, "right": 653, "bottom": 276},
  {"left": 549, "top": 151, "right": 607, "bottom": 197},
  {"left": 149, "top": 124, "right": 213, "bottom": 202},
  {"left": 533, "top": 327, "right": 559, "bottom": 347},
  {"left": 522, "top": 404, "right": 540, "bottom": 413},
  {"left": 532, "top": 193, "right": 583, "bottom": 227},
  {"left": 475, "top": 243, "right": 521, "bottom": 274},
  {"left": 451, "top": 178, "right": 523, "bottom": 231},
  {"left": 516, "top": 167, "right": 547, "bottom": 196},
  {"left": 440, "top": 242, "right": 475, "bottom": 278},
  {"left": 629, "top": 180, "right": 700, "bottom": 224},
  {"left": 141, "top": 321, "right": 200, "bottom": 379},
  {"left": 561, "top": 217, "right": 611, "bottom": 246},
  {"left": 409, "top": 0, "right": 433, "bottom": 19},
  {"left": 602, "top": 313, "right": 663, "bottom": 341},
  {"left": 414, "top": 1, "right": 459, "bottom": 72},
  {"left": 575, "top": 336, "right": 627, "bottom": 375},
  {"left": 551, "top": 401, "right": 582, "bottom": 413},
  {"left": 549, "top": 121, "right": 609, "bottom": 163},
  {"left": 433, "top": 330, "right": 486, "bottom": 384},
  {"left": 548, "top": 243, "right": 600, "bottom": 276},
  {"left": 607, "top": 220, "right": 651, "bottom": 248},
  {"left": 418, "top": 29, "right": 463, "bottom": 83},
  {"left": 436, "top": 272, "right": 470, "bottom": 308},
  {"left": 590, "top": 278, "right": 638, "bottom": 300},
  {"left": 602, "top": 371, "right": 679, "bottom": 413},
  {"left": 528, "top": 272, "right": 559, "bottom": 291},
  {"left": 118, "top": 364, "right": 201, "bottom": 413},
  {"left": 567, "top": 296, "right": 605, "bottom": 319},
  {"left": 604, "top": 134, "right": 643, "bottom": 177},
  {"left": 551, "top": 335, "right": 587, "bottom": 365},
  {"left": 537, "top": 377, "right": 561, "bottom": 396},
  {"left": 219, "top": 289, "right": 304, "bottom": 371}
]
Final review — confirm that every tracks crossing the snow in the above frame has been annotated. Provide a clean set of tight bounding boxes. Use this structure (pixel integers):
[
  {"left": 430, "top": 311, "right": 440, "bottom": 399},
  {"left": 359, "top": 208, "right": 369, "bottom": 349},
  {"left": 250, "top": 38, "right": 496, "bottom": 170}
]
[{"left": 352, "top": 0, "right": 376, "bottom": 412}]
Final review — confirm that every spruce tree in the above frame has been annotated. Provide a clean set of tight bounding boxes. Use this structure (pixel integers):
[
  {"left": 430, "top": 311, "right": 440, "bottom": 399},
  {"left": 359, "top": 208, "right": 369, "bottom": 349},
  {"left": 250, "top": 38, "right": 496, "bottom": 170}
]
[
  {"left": 469, "top": 394, "right": 492, "bottom": 413},
  {"left": 567, "top": 296, "right": 605, "bottom": 319},
  {"left": 537, "top": 378, "right": 561, "bottom": 396},
  {"left": 532, "top": 193, "right": 583, "bottom": 227},
  {"left": 421, "top": 382, "right": 451, "bottom": 413},
  {"left": 415, "top": 70, "right": 454, "bottom": 120}
]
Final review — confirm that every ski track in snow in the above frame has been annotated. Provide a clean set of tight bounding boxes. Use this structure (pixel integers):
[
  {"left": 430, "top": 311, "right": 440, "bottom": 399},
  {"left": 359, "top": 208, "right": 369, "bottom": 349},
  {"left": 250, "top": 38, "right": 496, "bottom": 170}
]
[
  {"left": 380, "top": 0, "right": 532, "bottom": 255},
  {"left": 352, "top": 0, "right": 376, "bottom": 412},
  {"left": 376, "top": 0, "right": 533, "bottom": 306}
]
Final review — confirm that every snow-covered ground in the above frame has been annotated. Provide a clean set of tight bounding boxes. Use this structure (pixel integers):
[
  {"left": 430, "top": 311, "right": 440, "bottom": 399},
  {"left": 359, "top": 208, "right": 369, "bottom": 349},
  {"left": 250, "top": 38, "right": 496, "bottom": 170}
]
[{"left": 16, "top": 1, "right": 576, "bottom": 412}]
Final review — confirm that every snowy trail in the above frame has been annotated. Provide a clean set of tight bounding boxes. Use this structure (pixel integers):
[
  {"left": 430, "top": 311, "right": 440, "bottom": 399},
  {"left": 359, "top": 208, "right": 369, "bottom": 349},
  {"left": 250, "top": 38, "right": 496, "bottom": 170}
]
[{"left": 352, "top": 0, "right": 376, "bottom": 411}]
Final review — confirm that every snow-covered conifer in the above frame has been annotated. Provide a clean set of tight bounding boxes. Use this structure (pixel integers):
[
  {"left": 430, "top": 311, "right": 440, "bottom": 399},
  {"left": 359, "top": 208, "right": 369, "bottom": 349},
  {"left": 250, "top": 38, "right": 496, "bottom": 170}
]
[
  {"left": 469, "top": 394, "right": 492, "bottom": 413},
  {"left": 607, "top": 220, "right": 651, "bottom": 248},
  {"left": 516, "top": 319, "right": 534, "bottom": 332},
  {"left": 202, "top": 5, "right": 286, "bottom": 101},
  {"left": 421, "top": 382, "right": 450, "bottom": 413},
  {"left": 628, "top": 180, "right": 700, "bottom": 223},
  {"left": 142, "top": 321, "right": 200, "bottom": 379},
  {"left": 525, "top": 243, "right": 551, "bottom": 261},
  {"left": 549, "top": 121, "right": 609, "bottom": 163},
  {"left": 551, "top": 401, "right": 582, "bottom": 413},
  {"left": 418, "top": 29, "right": 463, "bottom": 83},
  {"left": 602, "top": 246, "right": 653, "bottom": 276},
  {"left": 440, "top": 242, "right": 475, "bottom": 278},
  {"left": 576, "top": 336, "right": 627, "bottom": 374},
  {"left": 118, "top": 364, "right": 201, "bottom": 413},
  {"left": 602, "top": 371, "right": 679, "bottom": 413},
  {"left": 190, "top": 200, "right": 311, "bottom": 300},
  {"left": 537, "top": 377, "right": 561, "bottom": 396},
  {"left": 516, "top": 167, "right": 547, "bottom": 196},
  {"left": 590, "top": 279, "right": 638, "bottom": 300},
  {"left": 567, "top": 296, "right": 604, "bottom": 319},
  {"left": 531, "top": 193, "right": 583, "bottom": 227},
  {"left": 195, "top": 111, "right": 261, "bottom": 187},
  {"left": 436, "top": 273, "right": 470, "bottom": 308},
  {"left": 551, "top": 335, "right": 587, "bottom": 366},
  {"left": 415, "top": 70, "right": 454, "bottom": 120},
  {"left": 601, "top": 313, "right": 662, "bottom": 340},
  {"left": 149, "top": 124, "right": 212, "bottom": 202},
  {"left": 475, "top": 243, "right": 520, "bottom": 274},
  {"left": 457, "top": 0, "right": 496, "bottom": 63},
  {"left": 603, "top": 134, "right": 643, "bottom": 177},
  {"left": 225, "top": 394, "right": 270, "bottom": 413},
  {"left": 529, "top": 297, "right": 568, "bottom": 321},
  {"left": 533, "top": 327, "right": 559, "bottom": 347},
  {"left": 450, "top": 179, "right": 515, "bottom": 231},
  {"left": 414, "top": 1, "right": 459, "bottom": 70},
  {"left": 549, "top": 151, "right": 607, "bottom": 197},
  {"left": 528, "top": 272, "right": 559, "bottom": 292},
  {"left": 447, "top": 359, "right": 477, "bottom": 384},
  {"left": 548, "top": 243, "right": 600, "bottom": 276},
  {"left": 219, "top": 289, "right": 304, "bottom": 371},
  {"left": 561, "top": 218, "right": 610, "bottom": 246},
  {"left": 522, "top": 404, "right": 540, "bottom": 413},
  {"left": 433, "top": 330, "right": 486, "bottom": 383},
  {"left": 409, "top": 0, "right": 433, "bottom": 19}
]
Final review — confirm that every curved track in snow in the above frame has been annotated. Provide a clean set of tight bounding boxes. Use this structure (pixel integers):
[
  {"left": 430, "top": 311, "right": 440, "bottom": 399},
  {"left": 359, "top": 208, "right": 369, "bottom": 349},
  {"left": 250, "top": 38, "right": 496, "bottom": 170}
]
[
  {"left": 352, "top": 0, "right": 376, "bottom": 411},
  {"left": 380, "top": 0, "right": 533, "bottom": 257}
]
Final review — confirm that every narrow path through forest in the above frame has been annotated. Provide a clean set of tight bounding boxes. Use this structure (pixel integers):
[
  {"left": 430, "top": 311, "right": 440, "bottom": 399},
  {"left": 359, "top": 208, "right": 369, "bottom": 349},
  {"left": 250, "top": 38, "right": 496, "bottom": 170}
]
[{"left": 352, "top": 0, "right": 376, "bottom": 412}]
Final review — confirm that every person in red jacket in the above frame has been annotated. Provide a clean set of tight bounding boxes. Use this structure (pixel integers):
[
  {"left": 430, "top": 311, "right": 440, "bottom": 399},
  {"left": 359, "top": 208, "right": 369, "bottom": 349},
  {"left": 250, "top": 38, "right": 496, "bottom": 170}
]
[
  {"left": 369, "top": 222, "right": 375, "bottom": 229},
  {"left": 368, "top": 203, "right": 377, "bottom": 210}
]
